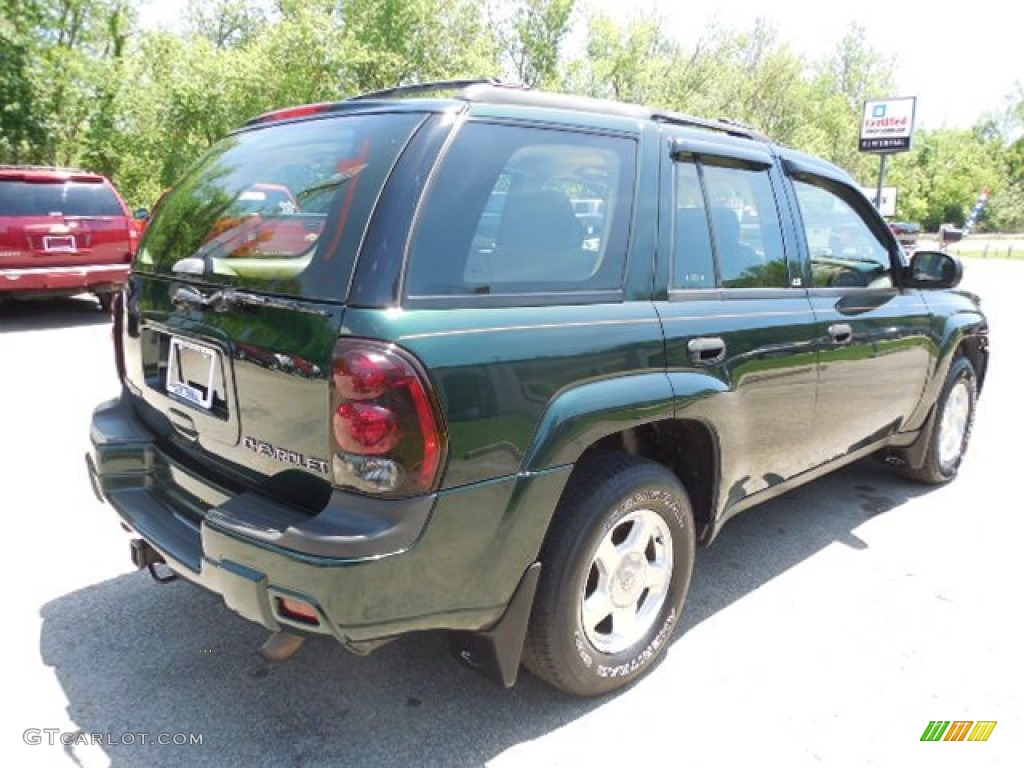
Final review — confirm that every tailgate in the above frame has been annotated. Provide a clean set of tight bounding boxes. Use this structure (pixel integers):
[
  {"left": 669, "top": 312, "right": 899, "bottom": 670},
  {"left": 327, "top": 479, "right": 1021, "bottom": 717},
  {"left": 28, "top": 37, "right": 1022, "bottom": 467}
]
[
  {"left": 122, "top": 274, "right": 344, "bottom": 492},
  {"left": 115, "top": 109, "right": 426, "bottom": 502},
  {"left": 0, "top": 215, "right": 133, "bottom": 268}
]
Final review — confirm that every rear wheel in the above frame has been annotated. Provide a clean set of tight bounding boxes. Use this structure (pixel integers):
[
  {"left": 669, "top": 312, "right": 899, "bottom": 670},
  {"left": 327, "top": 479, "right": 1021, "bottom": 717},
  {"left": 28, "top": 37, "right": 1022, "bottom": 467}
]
[
  {"left": 523, "top": 452, "right": 695, "bottom": 696},
  {"left": 900, "top": 357, "right": 977, "bottom": 484}
]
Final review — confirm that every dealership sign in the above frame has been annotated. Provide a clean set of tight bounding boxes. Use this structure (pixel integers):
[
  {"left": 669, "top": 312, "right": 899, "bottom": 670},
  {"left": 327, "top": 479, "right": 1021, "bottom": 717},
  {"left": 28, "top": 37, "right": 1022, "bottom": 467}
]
[{"left": 859, "top": 97, "right": 916, "bottom": 153}]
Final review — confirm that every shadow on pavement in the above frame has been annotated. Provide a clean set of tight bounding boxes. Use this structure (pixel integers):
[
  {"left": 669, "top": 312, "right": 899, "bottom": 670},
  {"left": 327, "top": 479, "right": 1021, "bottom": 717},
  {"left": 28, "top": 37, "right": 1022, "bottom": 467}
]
[
  {"left": 678, "top": 458, "right": 936, "bottom": 632},
  {"left": 39, "top": 458, "right": 937, "bottom": 768},
  {"left": 0, "top": 296, "right": 109, "bottom": 332}
]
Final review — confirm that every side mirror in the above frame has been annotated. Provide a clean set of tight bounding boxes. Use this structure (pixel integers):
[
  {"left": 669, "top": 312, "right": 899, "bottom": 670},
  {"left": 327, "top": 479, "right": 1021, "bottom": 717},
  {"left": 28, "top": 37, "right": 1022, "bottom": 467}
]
[
  {"left": 908, "top": 250, "right": 963, "bottom": 289},
  {"left": 133, "top": 207, "right": 151, "bottom": 221}
]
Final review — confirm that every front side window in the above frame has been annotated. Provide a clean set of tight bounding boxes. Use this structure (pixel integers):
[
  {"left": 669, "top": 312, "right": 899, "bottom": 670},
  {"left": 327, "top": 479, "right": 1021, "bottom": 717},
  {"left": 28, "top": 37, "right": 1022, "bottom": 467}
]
[
  {"left": 406, "top": 122, "right": 636, "bottom": 297},
  {"left": 792, "top": 179, "right": 893, "bottom": 288}
]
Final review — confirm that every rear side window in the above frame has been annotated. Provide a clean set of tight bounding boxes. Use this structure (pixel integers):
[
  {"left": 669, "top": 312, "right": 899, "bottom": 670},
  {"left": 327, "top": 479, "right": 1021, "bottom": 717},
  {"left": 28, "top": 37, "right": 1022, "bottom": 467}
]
[
  {"left": 136, "top": 112, "right": 425, "bottom": 301},
  {"left": 405, "top": 122, "right": 635, "bottom": 298},
  {"left": 701, "top": 163, "right": 787, "bottom": 288},
  {"left": 672, "top": 161, "right": 716, "bottom": 289},
  {"left": 0, "top": 180, "right": 123, "bottom": 217},
  {"left": 671, "top": 158, "right": 789, "bottom": 290}
]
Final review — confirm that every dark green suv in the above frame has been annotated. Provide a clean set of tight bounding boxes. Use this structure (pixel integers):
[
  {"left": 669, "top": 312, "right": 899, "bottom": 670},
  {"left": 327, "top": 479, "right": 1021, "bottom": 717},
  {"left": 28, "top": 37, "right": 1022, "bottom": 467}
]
[{"left": 87, "top": 80, "right": 988, "bottom": 696}]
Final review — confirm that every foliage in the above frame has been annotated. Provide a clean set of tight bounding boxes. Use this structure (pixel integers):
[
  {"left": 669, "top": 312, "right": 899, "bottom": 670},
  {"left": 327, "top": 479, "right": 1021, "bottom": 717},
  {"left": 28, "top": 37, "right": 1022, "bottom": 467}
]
[
  {"left": 502, "top": 0, "right": 575, "bottom": 88},
  {"left": 0, "top": 0, "right": 1020, "bottom": 231}
]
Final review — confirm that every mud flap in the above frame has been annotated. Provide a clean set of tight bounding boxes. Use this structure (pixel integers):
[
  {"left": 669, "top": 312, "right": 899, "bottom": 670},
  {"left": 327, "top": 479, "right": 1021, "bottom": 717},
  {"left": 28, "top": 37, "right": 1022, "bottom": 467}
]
[{"left": 448, "top": 562, "right": 541, "bottom": 688}]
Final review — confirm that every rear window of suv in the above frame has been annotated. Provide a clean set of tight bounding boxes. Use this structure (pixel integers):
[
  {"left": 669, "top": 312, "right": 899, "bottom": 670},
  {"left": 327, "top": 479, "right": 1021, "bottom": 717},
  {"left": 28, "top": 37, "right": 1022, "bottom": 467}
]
[
  {"left": 135, "top": 112, "right": 425, "bottom": 301},
  {"left": 0, "top": 179, "right": 124, "bottom": 217}
]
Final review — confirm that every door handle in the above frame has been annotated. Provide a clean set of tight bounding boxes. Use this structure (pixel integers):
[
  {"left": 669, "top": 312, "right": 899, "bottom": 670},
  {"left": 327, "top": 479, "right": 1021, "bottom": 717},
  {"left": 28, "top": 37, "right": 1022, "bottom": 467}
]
[
  {"left": 828, "top": 323, "right": 853, "bottom": 345},
  {"left": 687, "top": 336, "right": 726, "bottom": 364}
]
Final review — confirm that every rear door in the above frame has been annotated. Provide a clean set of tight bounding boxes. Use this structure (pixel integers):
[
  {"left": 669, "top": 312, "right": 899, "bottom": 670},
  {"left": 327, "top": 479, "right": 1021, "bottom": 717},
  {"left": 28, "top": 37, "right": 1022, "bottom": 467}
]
[
  {"left": 655, "top": 135, "right": 819, "bottom": 515},
  {"left": 120, "top": 111, "right": 429, "bottom": 498},
  {"left": 783, "top": 166, "right": 932, "bottom": 459}
]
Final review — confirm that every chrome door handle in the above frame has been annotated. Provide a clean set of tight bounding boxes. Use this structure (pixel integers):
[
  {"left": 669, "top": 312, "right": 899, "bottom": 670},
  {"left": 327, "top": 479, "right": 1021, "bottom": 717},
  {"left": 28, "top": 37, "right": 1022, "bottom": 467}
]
[
  {"left": 687, "top": 336, "right": 726, "bottom": 364},
  {"left": 828, "top": 323, "right": 853, "bottom": 345}
]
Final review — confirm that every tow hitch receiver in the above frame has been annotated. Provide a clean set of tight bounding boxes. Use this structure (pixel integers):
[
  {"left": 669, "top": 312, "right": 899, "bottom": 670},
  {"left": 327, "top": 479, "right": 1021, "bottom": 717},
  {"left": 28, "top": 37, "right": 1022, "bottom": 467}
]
[{"left": 130, "top": 538, "right": 178, "bottom": 583}]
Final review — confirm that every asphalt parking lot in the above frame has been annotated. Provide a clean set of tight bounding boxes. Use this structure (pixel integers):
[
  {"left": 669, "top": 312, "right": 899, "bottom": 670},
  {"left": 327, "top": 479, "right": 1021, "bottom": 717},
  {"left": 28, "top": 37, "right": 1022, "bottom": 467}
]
[{"left": 3, "top": 258, "right": 1021, "bottom": 767}]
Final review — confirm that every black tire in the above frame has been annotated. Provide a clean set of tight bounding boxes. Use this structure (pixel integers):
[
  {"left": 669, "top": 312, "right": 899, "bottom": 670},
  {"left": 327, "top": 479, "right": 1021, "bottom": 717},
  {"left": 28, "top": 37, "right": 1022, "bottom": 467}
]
[
  {"left": 900, "top": 356, "right": 977, "bottom": 484},
  {"left": 523, "top": 451, "right": 696, "bottom": 696}
]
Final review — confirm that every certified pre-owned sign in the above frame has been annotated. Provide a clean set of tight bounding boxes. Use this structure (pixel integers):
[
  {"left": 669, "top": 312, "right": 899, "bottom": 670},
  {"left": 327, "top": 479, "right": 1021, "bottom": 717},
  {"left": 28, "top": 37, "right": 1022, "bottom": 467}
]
[{"left": 860, "top": 97, "right": 917, "bottom": 153}]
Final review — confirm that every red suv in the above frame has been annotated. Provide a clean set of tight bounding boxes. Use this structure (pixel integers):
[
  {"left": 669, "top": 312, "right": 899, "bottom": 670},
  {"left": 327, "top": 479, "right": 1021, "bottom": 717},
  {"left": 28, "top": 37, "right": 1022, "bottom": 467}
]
[{"left": 0, "top": 165, "right": 139, "bottom": 310}]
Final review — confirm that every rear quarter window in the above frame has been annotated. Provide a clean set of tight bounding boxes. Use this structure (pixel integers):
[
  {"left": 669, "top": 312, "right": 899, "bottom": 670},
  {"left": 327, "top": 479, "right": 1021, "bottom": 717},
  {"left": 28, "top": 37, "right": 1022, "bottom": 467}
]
[{"left": 405, "top": 122, "right": 636, "bottom": 300}]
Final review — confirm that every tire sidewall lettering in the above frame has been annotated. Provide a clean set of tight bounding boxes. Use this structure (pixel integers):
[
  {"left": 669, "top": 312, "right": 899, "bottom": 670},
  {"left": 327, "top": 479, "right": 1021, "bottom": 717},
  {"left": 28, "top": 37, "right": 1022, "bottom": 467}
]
[
  {"left": 572, "top": 478, "right": 689, "bottom": 680},
  {"left": 601, "top": 487, "right": 687, "bottom": 534},
  {"left": 593, "top": 608, "right": 676, "bottom": 679}
]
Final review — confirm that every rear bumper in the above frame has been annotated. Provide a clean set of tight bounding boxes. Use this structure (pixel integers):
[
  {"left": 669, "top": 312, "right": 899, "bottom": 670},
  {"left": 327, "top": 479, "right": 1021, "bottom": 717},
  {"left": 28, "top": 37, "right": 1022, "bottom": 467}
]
[
  {"left": 88, "top": 394, "right": 567, "bottom": 645},
  {"left": 0, "top": 263, "right": 128, "bottom": 295}
]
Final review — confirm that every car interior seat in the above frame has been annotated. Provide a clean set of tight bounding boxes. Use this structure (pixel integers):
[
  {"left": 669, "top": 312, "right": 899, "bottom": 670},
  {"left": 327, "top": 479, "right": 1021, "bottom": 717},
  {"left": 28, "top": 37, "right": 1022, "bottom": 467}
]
[
  {"left": 492, "top": 187, "right": 591, "bottom": 283},
  {"left": 711, "top": 206, "right": 761, "bottom": 285}
]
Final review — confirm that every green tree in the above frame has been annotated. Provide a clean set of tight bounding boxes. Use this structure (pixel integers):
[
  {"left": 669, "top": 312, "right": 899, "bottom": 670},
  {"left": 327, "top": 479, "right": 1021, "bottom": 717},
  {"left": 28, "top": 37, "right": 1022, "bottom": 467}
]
[
  {"left": 564, "top": 11, "right": 675, "bottom": 104},
  {"left": 0, "top": 0, "right": 46, "bottom": 161},
  {"left": 888, "top": 126, "right": 1004, "bottom": 230},
  {"left": 795, "top": 24, "right": 895, "bottom": 182},
  {"left": 503, "top": 0, "right": 575, "bottom": 88},
  {"left": 187, "top": 0, "right": 267, "bottom": 49},
  {"left": 339, "top": 0, "right": 500, "bottom": 93}
]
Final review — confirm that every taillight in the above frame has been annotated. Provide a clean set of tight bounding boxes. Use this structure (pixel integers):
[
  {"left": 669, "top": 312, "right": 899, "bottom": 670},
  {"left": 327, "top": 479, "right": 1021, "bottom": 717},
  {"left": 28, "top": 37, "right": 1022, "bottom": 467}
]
[
  {"left": 128, "top": 226, "right": 139, "bottom": 260},
  {"left": 330, "top": 339, "right": 445, "bottom": 496}
]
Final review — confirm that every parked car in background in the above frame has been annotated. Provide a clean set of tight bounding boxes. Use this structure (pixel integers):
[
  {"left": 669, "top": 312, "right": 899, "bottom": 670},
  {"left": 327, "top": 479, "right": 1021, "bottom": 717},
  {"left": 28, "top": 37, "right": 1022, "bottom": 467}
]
[
  {"left": 0, "top": 165, "right": 141, "bottom": 311},
  {"left": 888, "top": 220, "right": 922, "bottom": 250},
  {"left": 88, "top": 80, "right": 988, "bottom": 697}
]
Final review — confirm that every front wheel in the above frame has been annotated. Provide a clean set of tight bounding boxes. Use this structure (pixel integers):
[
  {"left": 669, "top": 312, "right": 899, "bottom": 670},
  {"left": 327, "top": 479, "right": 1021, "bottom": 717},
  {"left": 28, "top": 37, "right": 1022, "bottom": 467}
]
[
  {"left": 523, "top": 452, "right": 695, "bottom": 696},
  {"left": 900, "top": 356, "right": 977, "bottom": 484}
]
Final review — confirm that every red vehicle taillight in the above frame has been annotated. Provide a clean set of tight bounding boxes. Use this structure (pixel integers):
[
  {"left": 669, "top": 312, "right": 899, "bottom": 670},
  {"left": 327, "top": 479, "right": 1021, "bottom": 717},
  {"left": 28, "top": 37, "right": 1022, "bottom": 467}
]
[{"left": 330, "top": 339, "right": 445, "bottom": 496}]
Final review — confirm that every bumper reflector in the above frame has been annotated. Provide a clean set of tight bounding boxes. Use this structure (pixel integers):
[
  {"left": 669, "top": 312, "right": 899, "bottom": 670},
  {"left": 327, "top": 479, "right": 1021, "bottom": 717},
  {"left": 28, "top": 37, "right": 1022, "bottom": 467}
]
[{"left": 276, "top": 596, "right": 320, "bottom": 626}]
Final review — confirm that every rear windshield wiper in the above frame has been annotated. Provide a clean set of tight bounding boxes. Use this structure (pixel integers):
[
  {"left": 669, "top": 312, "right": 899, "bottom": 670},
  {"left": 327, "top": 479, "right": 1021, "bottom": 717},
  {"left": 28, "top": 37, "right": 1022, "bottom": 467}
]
[
  {"left": 171, "top": 285, "right": 331, "bottom": 316},
  {"left": 295, "top": 164, "right": 367, "bottom": 201}
]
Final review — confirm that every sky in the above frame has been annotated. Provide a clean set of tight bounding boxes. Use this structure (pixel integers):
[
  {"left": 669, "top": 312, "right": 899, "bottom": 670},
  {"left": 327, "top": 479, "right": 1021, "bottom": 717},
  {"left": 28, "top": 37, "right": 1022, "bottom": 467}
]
[
  {"left": 138, "top": 0, "right": 1021, "bottom": 130},
  {"left": 587, "top": 0, "right": 1020, "bottom": 130}
]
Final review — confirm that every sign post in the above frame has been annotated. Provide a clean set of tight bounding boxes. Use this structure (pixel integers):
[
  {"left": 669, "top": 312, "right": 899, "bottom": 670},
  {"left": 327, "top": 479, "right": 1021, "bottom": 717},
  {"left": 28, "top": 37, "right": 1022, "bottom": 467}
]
[
  {"left": 859, "top": 186, "right": 898, "bottom": 217},
  {"left": 859, "top": 97, "right": 917, "bottom": 214}
]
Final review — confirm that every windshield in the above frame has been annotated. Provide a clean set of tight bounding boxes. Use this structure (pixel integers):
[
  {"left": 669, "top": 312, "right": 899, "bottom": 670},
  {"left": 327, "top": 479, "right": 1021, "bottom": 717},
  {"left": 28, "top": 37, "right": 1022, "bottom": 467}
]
[
  {"left": 0, "top": 180, "right": 124, "bottom": 217},
  {"left": 136, "top": 112, "right": 425, "bottom": 301}
]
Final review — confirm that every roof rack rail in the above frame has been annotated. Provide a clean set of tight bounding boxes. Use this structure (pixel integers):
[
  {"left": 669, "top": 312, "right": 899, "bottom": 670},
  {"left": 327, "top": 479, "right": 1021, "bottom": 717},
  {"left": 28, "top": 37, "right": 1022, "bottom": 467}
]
[
  {"left": 347, "top": 78, "right": 528, "bottom": 102},
  {"left": 651, "top": 111, "right": 770, "bottom": 142}
]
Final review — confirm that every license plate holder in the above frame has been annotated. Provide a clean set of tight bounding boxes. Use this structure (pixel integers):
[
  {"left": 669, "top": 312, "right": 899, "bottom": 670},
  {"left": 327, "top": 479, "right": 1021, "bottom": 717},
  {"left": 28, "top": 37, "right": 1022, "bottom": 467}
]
[
  {"left": 43, "top": 235, "right": 75, "bottom": 252},
  {"left": 166, "top": 337, "right": 217, "bottom": 410}
]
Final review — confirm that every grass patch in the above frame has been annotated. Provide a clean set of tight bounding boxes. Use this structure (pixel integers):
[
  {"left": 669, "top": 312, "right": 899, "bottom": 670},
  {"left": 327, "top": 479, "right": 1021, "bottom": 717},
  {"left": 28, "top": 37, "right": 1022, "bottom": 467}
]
[{"left": 950, "top": 246, "right": 1024, "bottom": 260}]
